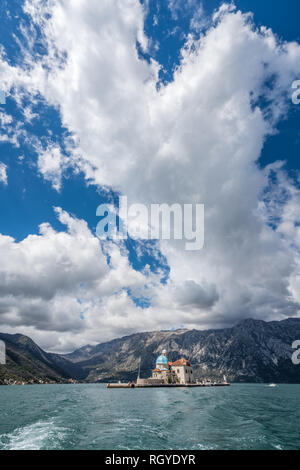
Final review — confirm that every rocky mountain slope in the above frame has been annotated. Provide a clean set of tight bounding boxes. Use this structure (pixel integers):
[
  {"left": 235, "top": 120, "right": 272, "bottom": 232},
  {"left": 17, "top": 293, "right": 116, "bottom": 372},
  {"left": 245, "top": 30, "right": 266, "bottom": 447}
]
[
  {"left": 0, "top": 333, "right": 86, "bottom": 385},
  {"left": 64, "top": 318, "right": 300, "bottom": 383},
  {"left": 1, "top": 318, "right": 300, "bottom": 384}
]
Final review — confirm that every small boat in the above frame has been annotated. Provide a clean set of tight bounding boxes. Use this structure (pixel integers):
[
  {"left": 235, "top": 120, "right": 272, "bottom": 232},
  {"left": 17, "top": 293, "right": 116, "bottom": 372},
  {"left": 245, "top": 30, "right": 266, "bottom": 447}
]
[{"left": 268, "top": 383, "right": 277, "bottom": 387}]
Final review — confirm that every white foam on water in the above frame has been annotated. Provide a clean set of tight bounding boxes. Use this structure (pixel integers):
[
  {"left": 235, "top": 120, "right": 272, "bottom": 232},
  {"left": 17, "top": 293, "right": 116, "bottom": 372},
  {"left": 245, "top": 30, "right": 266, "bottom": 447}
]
[
  {"left": 195, "top": 443, "right": 217, "bottom": 450},
  {"left": 0, "top": 419, "right": 69, "bottom": 450}
]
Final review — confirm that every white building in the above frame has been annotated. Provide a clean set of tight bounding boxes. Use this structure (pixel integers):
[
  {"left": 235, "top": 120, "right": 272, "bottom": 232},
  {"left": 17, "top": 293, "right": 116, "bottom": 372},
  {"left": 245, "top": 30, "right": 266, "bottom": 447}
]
[
  {"left": 137, "top": 349, "right": 196, "bottom": 385},
  {"left": 169, "top": 358, "right": 195, "bottom": 384}
]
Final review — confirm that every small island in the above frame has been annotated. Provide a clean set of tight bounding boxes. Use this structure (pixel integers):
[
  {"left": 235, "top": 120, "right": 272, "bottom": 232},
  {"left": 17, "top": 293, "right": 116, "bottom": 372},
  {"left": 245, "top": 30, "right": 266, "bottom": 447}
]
[{"left": 107, "top": 349, "right": 230, "bottom": 388}]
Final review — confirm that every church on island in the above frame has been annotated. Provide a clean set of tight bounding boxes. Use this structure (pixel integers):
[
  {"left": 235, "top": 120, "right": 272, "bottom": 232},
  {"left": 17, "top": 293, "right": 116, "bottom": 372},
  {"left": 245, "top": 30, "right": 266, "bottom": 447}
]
[
  {"left": 137, "top": 349, "right": 196, "bottom": 386},
  {"left": 107, "top": 349, "right": 230, "bottom": 388}
]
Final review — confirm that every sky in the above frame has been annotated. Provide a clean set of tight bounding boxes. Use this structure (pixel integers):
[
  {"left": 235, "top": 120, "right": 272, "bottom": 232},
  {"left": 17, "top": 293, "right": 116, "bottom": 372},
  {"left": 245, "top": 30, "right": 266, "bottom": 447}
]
[{"left": 0, "top": 0, "right": 300, "bottom": 352}]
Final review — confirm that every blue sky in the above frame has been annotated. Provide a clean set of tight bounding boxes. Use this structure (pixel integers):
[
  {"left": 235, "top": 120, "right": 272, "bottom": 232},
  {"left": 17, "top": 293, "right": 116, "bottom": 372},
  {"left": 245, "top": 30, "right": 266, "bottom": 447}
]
[{"left": 0, "top": 1, "right": 300, "bottom": 351}]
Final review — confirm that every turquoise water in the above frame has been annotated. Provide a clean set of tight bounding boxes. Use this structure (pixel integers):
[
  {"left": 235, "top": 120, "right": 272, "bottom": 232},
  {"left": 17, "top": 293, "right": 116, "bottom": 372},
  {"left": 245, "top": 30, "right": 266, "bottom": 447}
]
[{"left": 0, "top": 383, "right": 299, "bottom": 450}]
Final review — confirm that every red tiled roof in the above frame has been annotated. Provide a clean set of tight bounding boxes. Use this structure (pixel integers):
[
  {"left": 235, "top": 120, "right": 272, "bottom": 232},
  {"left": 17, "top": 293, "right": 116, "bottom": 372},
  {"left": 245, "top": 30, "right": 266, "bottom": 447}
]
[
  {"left": 152, "top": 368, "right": 161, "bottom": 372},
  {"left": 171, "top": 358, "right": 191, "bottom": 367}
]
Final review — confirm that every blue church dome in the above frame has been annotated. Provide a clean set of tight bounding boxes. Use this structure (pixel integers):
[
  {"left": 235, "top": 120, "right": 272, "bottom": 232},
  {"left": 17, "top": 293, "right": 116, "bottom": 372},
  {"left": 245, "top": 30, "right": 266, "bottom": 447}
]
[
  {"left": 156, "top": 354, "right": 169, "bottom": 370},
  {"left": 156, "top": 354, "right": 168, "bottom": 364}
]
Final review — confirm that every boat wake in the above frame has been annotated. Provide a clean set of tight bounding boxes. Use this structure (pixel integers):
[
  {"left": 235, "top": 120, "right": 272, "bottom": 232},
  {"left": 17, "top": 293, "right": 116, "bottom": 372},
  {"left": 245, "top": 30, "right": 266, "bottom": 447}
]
[{"left": 0, "top": 419, "right": 69, "bottom": 450}]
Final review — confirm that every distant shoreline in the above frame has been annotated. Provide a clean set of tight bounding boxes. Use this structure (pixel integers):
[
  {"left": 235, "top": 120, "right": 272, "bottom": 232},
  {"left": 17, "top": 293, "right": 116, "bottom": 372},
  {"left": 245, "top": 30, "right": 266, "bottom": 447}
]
[{"left": 2, "top": 381, "right": 300, "bottom": 387}]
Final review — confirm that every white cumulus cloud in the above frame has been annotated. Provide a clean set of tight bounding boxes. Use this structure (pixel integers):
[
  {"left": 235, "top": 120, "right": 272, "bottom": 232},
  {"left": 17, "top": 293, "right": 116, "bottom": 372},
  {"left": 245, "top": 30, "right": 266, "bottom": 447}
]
[
  {"left": 0, "top": 161, "right": 7, "bottom": 185},
  {"left": 0, "top": 2, "right": 300, "bottom": 350}
]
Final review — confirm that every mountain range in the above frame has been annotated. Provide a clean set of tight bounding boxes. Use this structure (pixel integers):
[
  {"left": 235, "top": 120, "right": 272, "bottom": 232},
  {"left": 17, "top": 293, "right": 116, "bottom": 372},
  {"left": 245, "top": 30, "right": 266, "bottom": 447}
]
[{"left": 1, "top": 318, "right": 300, "bottom": 385}]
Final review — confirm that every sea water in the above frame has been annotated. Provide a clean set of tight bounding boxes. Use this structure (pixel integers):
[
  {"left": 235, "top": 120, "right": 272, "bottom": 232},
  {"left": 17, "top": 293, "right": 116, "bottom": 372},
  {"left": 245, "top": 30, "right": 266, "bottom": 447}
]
[{"left": 0, "top": 383, "right": 299, "bottom": 450}]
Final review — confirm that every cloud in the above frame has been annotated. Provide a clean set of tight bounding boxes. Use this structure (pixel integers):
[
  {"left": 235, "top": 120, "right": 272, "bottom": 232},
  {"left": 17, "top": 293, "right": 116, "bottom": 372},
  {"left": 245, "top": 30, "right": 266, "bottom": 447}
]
[
  {"left": 173, "top": 280, "right": 219, "bottom": 309},
  {"left": 37, "top": 144, "right": 67, "bottom": 191},
  {"left": 0, "top": 111, "right": 24, "bottom": 147},
  {"left": 167, "top": 0, "right": 208, "bottom": 33},
  {"left": 0, "top": 207, "right": 163, "bottom": 351},
  {"left": 0, "top": 2, "right": 300, "bottom": 350},
  {"left": 0, "top": 208, "right": 107, "bottom": 300},
  {"left": 168, "top": 0, "right": 199, "bottom": 20},
  {"left": 0, "top": 161, "right": 7, "bottom": 185}
]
